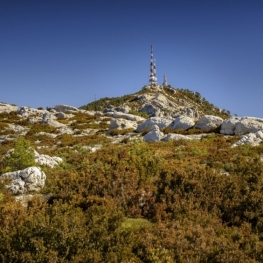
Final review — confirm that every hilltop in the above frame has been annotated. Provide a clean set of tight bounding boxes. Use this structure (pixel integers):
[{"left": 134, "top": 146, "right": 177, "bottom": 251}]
[
  {"left": 1, "top": 85, "right": 263, "bottom": 261},
  {"left": 80, "top": 84, "right": 231, "bottom": 119}
]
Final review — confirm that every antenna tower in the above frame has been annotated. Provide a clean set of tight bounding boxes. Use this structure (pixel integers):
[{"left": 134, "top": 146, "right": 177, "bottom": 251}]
[{"left": 149, "top": 45, "right": 157, "bottom": 85}]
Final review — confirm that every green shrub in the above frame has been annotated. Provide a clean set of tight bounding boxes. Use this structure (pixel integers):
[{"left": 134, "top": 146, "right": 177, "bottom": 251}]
[{"left": 2, "top": 136, "right": 36, "bottom": 172}]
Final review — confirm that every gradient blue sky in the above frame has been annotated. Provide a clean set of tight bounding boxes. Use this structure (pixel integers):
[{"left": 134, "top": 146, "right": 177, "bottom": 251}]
[{"left": 1, "top": 0, "right": 263, "bottom": 117}]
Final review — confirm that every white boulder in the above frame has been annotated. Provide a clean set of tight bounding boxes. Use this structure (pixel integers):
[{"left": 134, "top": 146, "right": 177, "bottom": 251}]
[
  {"left": 42, "top": 112, "right": 65, "bottom": 128},
  {"left": 1, "top": 166, "right": 46, "bottom": 195},
  {"left": 34, "top": 151, "right": 63, "bottom": 168},
  {"left": 195, "top": 115, "right": 223, "bottom": 131},
  {"left": 220, "top": 117, "right": 241, "bottom": 135},
  {"left": 162, "top": 133, "right": 191, "bottom": 142},
  {"left": 144, "top": 125, "right": 164, "bottom": 142},
  {"left": 234, "top": 117, "right": 263, "bottom": 135},
  {"left": 109, "top": 118, "right": 137, "bottom": 130},
  {"left": 136, "top": 117, "right": 172, "bottom": 132},
  {"left": 169, "top": 115, "right": 195, "bottom": 130},
  {"left": 105, "top": 111, "right": 145, "bottom": 122}
]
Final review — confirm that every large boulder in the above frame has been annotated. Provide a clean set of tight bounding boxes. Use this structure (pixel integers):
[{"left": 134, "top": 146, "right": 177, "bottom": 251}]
[
  {"left": 234, "top": 117, "right": 263, "bottom": 135},
  {"left": 109, "top": 118, "right": 138, "bottom": 130},
  {"left": 136, "top": 117, "right": 172, "bottom": 132},
  {"left": 144, "top": 125, "right": 164, "bottom": 142},
  {"left": 220, "top": 117, "right": 241, "bottom": 135},
  {"left": 195, "top": 115, "right": 223, "bottom": 131},
  {"left": 169, "top": 115, "right": 195, "bottom": 130},
  {"left": 42, "top": 112, "right": 65, "bottom": 128},
  {"left": 162, "top": 133, "right": 191, "bottom": 142},
  {"left": 1, "top": 166, "right": 46, "bottom": 195},
  {"left": 105, "top": 111, "right": 145, "bottom": 122},
  {"left": 34, "top": 151, "right": 63, "bottom": 168}
]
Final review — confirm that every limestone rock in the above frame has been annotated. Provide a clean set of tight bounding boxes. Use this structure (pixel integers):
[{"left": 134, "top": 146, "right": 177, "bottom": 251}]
[
  {"left": 8, "top": 124, "right": 29, "bottom": 135},
  {"left": 17, "top": 106, "right": 46, "bottom": 117},
  {"left": 42, "top": 112, "right": 65, "bottom": 128},
  {"left": 105, "top": 111, "right": 145, "bottom": 122},
  {"left": 169, "top": 115, "right": 195, "bottom": 130},
  {"left": 34, "top": 151, "right": 63, "bottom": 168},
  {"left": 1, "top": 166, "right": 46, "bottom": 195},
  {"left": 54, "top": 105, "right": 79, "bottom": 113},
  {"left": 136, "top": 117, "right": 172, "bottom": 132},
  {"left": 162, "top": 133, "right": 191, "bottom": 142},
  {"left": 109, "top": 118, "right": 137, "bottom": 130},
  {"left": 144, "top": 125, "right": 164, "bottom": 142},
  {"left": 195, "top": 115, "right": 223, "bottom": 131},
  {"left": 0, "top": 102, "right": 18, "bottom": 113},
  {"left": 220, "top": 117, "right": 241, "bottom": 135},
  {"left": 231, "top": 130, "right": 263, "bottom": 147},
  {"left": 234, "top": 117, "right": 263, "bottom": 135}
]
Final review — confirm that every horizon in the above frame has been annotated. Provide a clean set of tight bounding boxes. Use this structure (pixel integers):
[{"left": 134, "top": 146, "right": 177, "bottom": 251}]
[{"left": 1, "top": 1, "right": 263, "bottom": 117}]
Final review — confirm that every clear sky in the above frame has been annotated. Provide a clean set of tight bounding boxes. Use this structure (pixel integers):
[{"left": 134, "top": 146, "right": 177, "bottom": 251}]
[{"left": 1, "top": 0, "right": 263, "bottom": 117}]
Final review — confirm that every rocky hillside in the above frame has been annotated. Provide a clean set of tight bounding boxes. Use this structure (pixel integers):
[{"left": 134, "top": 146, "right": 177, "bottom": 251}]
[
  {"left": 1, "top": 86, "right": 263, "bottom": 261},
  {"left": 80, "top": 85, "right": 231, "bottom": 119}
]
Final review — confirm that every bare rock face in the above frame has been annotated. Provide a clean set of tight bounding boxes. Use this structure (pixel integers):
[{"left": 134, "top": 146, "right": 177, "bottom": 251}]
[
  {"left": 1, "top": 167, "right": 46, "bottom": 195},
  {"left": 144, "top": 125, "right": 164, "bottom": 142},
  {"left": 109, "top": 119, "right": 138, "bottom": 130},
  {"left": 234, "top": 117, "right": 263, "bottom": 135},
  {"left": 220, "top": 117, "right": 241, "bottom": 135},
  {"left": 195, "top": 115, "right": 223, "bottom": 131},
  {"left": 169, "top": 115, "right": 195, "bottom": 130},
  {"left": 136, "top": 117, "right": 172, "bottom": 132},
  {"left": 0, "top": 103, "right": 18, "bottom": 113},
  {"left": 162, "top": 133, "right": 191, "bottom": 142},
  {"left": 231, "top": 130, "right": 263, "bottom": 147},
  {"left": 220, "top": 117, "right": 263, "bottom": 135}
]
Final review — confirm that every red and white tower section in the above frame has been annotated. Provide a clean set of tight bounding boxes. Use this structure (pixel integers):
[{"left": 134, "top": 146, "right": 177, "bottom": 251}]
[{"left": 149, "top": 45, "right": 158, "bottom": 85}]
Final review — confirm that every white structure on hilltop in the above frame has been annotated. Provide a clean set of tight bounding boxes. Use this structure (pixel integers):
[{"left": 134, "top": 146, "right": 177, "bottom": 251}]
[
  {"left": 163, "top": 74, "right": 167, "bottom": 86},
  {"left": 149, "top": 45, "right": 158, "bottom": 85}
]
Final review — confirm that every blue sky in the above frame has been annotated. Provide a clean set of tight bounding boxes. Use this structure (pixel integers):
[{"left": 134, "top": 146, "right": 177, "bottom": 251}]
[{"left": 1, "top": 0, "right": 263, "bottom": 117}]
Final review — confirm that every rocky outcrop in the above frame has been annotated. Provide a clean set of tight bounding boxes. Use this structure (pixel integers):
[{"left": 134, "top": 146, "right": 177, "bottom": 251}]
[
  {"left": 109, "top": 118, "right": 138, "bottom": 130},
  {"left": 169, "top": 115, "right": 195, "bottom": 130},
  {"left": 220, "top": 117, "right": 263, "bottom": 135},
  {"left": 136, "top": 117, "right": 172, "bottom": 132},
  {"left": 231, "top": 130, "right": 263, "bottom": 147},
  {"left": 144, "top": 125, "right": 164, "bottom": 142},
  {"left": 54, "top": 105, "right": 79, "bottom": 113},
  {"left": 195, "top": 115, "right": 223, "bottom": 131},
  {"left": 1, "top": 166, "right": 46, "bottom": 195},
  {"left": 105, "top": 111, "right": 145, "bottom": 122},
  {"left": 162, "top": 133, "right": 191, "bottom": 142},
  {"left": 220, "top": 117, "right": 240, "bottom": 135},
  {"left": 234, "top": 117, "right": 263, "bottom": 135},
  {"left": 42, "top": 112, "right": 65, "bottom": 128},
  {"left": 34, "top": 151, "right": 63, "bottom": 168},
  {"left": 17, "top": 106, "right": 46, "bottom": 118},
  {"left": 0, "top": 103, "right": 18, "bottom": 113}
]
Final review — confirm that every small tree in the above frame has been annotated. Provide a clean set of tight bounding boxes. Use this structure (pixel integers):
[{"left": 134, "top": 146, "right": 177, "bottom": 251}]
[{"left": 3, "top": 136, "right": 36, "bottom": 172}]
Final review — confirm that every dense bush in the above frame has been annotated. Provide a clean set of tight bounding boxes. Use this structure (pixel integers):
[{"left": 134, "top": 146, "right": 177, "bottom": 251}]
[
  {"left": 1, "top": 136, "right": 36, "bottom": 172},
  {"left": 1, "top": 123, "right": 263, "bottom": 261}
]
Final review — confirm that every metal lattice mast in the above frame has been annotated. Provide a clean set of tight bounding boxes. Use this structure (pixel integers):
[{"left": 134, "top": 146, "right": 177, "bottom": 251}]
[{"left": 149, "top": 45, "right": 157, "bottom": 85}]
